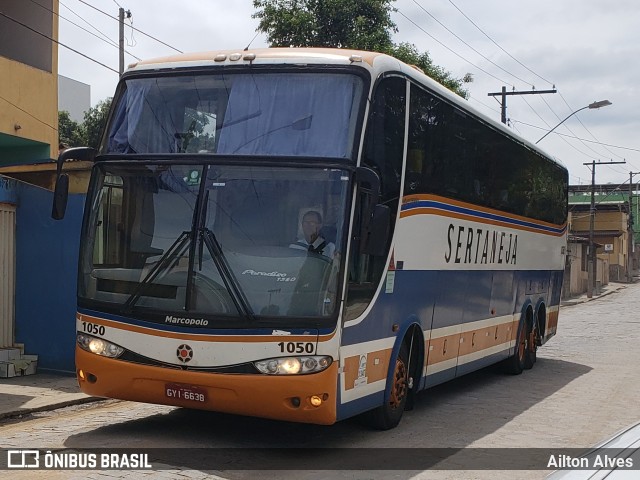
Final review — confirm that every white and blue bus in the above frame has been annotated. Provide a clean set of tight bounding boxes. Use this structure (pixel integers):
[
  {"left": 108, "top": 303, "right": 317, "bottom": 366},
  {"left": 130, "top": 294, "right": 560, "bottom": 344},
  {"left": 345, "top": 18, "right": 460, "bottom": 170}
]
[{"left": 53, "top": 48, "right": 568, "bottom": 429}]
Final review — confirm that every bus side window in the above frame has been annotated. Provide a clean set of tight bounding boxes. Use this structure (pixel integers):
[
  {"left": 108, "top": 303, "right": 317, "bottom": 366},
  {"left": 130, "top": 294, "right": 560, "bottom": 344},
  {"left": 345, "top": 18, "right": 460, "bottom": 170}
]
[{"left": 345, "top": 76, "right": 405, "bottom": 321}]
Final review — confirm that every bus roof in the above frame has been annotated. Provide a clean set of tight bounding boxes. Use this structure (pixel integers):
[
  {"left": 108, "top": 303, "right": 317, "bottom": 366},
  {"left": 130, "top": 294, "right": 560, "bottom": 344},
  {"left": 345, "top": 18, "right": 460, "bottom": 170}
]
[{"left": 125, "top": 47, "right": 566, "bottom": 173}]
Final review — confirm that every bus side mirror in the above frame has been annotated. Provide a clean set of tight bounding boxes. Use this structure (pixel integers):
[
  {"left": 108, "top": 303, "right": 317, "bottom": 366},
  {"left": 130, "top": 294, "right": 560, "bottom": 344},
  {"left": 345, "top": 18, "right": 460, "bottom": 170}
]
[
  {"left": 51, "top": 147, "right": 97, "bottom": 220},
  {"left": 52, "top": 174, "right": 69, "bottom": 220}
]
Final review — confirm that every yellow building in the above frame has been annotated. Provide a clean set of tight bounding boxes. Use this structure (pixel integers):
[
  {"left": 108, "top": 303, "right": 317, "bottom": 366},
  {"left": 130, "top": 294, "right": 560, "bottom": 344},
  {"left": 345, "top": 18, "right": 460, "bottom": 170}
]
[
  {"left": 569, "top": 199, "right": 630, "bottom": 286},
  {"left": 0, "top": 1, "right": 59, "bottom": 166},
  {"left": 0, "top": 1, "right": 67, "bottom": 366}
]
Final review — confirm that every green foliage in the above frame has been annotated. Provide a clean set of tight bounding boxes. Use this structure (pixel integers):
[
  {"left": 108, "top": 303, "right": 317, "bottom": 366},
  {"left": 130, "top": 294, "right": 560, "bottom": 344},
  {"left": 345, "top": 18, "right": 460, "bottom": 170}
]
[
  {"left": 388, "top": 43, "right": 468, "bottom": 98},
  {"left": 252, "top": 0, "right": 468, "bottom": 98},
  {"left": 58, "top": 111, "right": 85, "bottom": 148},
  {"left": 58, "top": 98, "right": 112, "bottom": 150},
  {"left": 253, "top": 0, "right": 397, "bottom": 51},
  {"left": 83, "top": 98, "right": 112, "bottom": 149}
]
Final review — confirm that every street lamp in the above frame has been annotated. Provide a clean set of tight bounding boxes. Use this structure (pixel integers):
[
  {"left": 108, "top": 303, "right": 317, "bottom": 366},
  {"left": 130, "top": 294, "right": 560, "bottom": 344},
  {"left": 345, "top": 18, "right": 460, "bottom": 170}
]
[{"left": 536, "top": 100, "right": 612, "bottom": 144}]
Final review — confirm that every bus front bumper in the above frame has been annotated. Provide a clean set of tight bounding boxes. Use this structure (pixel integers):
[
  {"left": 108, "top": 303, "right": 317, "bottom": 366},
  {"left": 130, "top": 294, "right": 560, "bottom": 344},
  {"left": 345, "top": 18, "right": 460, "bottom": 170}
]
[{"left": 76, "top": 347, "right": 338, "bottom": 425}]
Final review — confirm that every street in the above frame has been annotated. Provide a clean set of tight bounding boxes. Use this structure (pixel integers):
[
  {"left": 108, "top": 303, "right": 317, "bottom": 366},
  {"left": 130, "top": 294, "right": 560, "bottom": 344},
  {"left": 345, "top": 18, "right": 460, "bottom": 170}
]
[{"left": 2, "top": 282, "right": 640, "bottom": 479}]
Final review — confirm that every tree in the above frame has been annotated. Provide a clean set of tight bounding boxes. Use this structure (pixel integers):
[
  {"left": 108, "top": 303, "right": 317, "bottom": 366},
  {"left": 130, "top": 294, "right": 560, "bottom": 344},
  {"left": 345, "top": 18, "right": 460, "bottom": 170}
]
[
  {"left": 83, "top": 98, "right": 112, "bottom": 149},
  {"left": 253, "top": 0, "right": 396, "bottom": 52},
  {"left": 252, "top": 0, "right": 468, "bottom": 98},
  {"left": 390, "top": 43, "right": 467, "bottom": 98},
  {"left": 58, "top": 111, "right": 85, "bottom": 148}
]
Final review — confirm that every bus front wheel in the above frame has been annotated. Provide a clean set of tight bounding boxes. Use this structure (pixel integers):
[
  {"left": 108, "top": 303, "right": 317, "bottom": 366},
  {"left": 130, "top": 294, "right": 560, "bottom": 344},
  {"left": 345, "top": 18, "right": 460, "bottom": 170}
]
[{"left": 361, "top": 343, "right": 410, "bottom": 430}]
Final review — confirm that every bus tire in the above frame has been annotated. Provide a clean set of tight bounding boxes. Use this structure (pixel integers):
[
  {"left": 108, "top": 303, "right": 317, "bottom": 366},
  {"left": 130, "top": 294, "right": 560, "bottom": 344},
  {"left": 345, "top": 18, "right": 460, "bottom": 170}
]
[
  {"left": 361, "top": 342, "right": 409, "bottom": 430},
  {"left": 503, "top": 316, "right": 527, "bottom": 375}
]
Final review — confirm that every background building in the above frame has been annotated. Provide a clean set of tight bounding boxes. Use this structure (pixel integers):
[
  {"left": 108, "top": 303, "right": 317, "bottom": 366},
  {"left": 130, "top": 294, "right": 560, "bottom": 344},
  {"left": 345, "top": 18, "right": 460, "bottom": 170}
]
[
  {"left": 1, "top": 0, "right": 88, "bottom": 374},
  {"left": 564, "top": 183, "right": 639, "bottom": 299},
  {"left": 58, "top": 74, "right": 91, "bottom": 123}
]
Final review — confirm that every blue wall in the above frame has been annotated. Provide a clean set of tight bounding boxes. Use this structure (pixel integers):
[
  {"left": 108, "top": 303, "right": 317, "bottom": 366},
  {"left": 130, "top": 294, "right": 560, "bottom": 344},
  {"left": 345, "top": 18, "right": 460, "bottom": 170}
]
[{"left": 13, "top": 182, "right": 85, "bottom": 373}]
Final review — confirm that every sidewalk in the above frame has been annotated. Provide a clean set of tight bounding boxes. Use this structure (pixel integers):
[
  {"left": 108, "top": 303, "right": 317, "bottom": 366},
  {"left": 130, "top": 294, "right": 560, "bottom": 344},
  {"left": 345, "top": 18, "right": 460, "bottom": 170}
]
[
  {"left": 0, "top": 283, "right": 629, "bottom": 421},
  {"left": 0, "top": 372, "right": 102, "bottom": 420},
  {"left": 561, "top": 281, "right": 627, "bottom": 306}
]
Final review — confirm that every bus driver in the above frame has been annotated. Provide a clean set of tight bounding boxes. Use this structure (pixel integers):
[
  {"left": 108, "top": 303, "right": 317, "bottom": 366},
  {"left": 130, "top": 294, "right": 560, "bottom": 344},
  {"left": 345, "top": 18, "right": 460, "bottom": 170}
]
[{"left": 290, "top": 210, "right": 335, "bottom": 258}]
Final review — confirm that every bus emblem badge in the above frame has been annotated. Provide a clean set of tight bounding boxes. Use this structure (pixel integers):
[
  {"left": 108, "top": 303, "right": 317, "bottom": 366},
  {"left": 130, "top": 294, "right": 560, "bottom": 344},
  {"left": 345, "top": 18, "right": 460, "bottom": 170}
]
[{"left": 176, "top": 344, "right": 193, "bottom": 363}]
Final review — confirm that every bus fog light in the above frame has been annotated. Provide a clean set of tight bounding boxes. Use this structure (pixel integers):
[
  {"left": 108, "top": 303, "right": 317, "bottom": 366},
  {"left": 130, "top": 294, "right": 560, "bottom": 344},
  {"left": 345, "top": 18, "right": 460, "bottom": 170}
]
[
  {"left": 310, "top": 395, "right": 322, "bottom": 407},
  {"left": 77, "top": 333, "right": 124, "bottom": 358},
  {"left": 254, "top": 356, "right": 333, "bottom": 375}
]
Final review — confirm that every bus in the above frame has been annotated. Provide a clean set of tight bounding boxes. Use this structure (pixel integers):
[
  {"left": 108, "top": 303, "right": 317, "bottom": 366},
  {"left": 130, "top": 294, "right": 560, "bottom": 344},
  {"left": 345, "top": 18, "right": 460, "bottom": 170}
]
[{"left": 52, "top": 48, "right": 568, "bottom": 430}]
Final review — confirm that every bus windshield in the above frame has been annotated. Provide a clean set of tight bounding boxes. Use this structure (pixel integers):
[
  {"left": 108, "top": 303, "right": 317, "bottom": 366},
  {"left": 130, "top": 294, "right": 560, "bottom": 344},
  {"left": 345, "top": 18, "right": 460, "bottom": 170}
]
[
  {"left": 79, "top": 164, "right": 350, "bottom": 325},
  {"left": 103, "top": 72, "right": 364, "bottom": 158}
]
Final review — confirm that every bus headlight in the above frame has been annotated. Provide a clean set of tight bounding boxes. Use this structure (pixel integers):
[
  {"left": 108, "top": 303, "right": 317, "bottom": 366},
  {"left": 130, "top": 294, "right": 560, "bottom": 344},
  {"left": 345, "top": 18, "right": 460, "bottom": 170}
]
[
  {"left": 254, "top": 356, "right": 332, "bottom": 375},
  {"left": 77, "top": 333, "right": 124, "bottom": 358}
]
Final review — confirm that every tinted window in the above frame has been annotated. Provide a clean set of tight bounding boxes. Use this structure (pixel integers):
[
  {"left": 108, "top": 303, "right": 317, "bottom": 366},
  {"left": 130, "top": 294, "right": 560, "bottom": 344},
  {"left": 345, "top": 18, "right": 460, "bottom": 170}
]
[{"left": 406, "top": 84, "right": 567, "bottom": 225}]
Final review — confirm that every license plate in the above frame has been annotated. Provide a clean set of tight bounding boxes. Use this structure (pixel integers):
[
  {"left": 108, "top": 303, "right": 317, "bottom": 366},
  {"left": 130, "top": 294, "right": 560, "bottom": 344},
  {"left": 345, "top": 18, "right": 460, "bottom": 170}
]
[{"left": 165, "top": 383, "right": 207, "bottom": 403}]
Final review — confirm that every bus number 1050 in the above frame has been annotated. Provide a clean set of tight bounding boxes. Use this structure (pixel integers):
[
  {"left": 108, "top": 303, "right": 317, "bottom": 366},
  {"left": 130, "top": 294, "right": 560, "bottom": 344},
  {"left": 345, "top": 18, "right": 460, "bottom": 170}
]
[
  {"left": 278, "top": 342, "right": 314, "bottom": 354},
  {"left": 81, "top": 321, "right": 105, "bottom": 336}
]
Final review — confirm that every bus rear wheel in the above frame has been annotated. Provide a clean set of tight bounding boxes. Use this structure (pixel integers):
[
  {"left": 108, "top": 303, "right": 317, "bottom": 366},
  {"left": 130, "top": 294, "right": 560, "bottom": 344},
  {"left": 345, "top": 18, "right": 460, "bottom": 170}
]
[
  {"left": 503, "top": 316, "right": 528, "bottom": 375},
  {"left": 361, "top": 343, "right": 409, "bottom": 430}
]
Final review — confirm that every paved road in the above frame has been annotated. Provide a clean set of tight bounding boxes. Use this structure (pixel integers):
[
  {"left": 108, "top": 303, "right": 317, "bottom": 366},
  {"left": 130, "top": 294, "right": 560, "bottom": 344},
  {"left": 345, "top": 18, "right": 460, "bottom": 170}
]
[{"left": 2, "top": 282, "right": 640, "bottom": 479}]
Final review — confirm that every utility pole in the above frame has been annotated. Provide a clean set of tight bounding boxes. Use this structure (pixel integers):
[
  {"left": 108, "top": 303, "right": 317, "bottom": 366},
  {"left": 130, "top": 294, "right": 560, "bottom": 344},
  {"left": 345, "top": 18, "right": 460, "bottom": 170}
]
[
  {"left": 487, "top": 87, "right": 557, "bottom": 124},
  {"left": 118, "top": 8, "right": 132, "bottom": 76},
  {"left": 585, "top": 160, "right": 626, "bottom": 298},
  {"left": 628, "top": 172, "right": 640, "bottom": 283}
]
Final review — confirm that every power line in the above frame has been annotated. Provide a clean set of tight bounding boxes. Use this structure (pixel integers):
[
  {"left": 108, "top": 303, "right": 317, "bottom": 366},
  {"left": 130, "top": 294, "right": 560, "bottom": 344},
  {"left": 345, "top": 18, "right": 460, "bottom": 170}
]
[
  {"left": 395, "top": 8, "right": 513, "bottom": 86},
  {"left": 538, "top": 94, "right": 609, "bottom": 160},
  {"left": 558, "top": 92, "right": 626, "bottom": 162},
  {"left": 446, "top": 0, "right": 555, "bottom": 87},
  {"left": 60, "top": 0, "right": 116, "bottom": 47},
  {"left": 75, "top": 0, "right": 183, "bottom": 53},
  {"left": 0, "top": 11, "right": 119, "bottom": 74},
  {"left": 29, "top": 0, "right": 142, "bottom": 61},
  {"left": 518, "top": 95, "right": 599, "bottom": 161},
  {"left": 511, "top": 119, "right": 640, "bottom": 153},
  {"left": 469, "top": 96, "right": 501, "bottom": 115},
  {"left": 409, "top": 0, "right": 533, "bottom": 88},
  {"left": 0, "top": 94, "right": 57, "bottom": 132}
]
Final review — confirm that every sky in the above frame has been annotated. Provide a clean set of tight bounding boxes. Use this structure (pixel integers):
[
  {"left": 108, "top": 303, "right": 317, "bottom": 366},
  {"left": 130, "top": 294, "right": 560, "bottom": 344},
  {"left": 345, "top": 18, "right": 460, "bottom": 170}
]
[{"left": 57, "top": 0, "right": 640, "bottom": 186}]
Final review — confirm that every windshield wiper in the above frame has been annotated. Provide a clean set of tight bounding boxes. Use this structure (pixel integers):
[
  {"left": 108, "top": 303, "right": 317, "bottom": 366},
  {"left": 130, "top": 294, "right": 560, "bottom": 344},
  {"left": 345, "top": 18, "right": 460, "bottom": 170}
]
[
  {"left": 123, "top": 231, "right": 191, "bottom": 312},
  {"left": 201, "top": 227, "right": 255, "bottom": 321}
]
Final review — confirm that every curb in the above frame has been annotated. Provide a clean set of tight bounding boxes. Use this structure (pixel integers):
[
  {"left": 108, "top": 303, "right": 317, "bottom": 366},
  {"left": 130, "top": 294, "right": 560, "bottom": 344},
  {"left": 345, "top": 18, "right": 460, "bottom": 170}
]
[
  {"left": 0, "top": 396, "right": 105, "bottom": 421},
  {"left": 562, "top": 284, "right": 626, "bottom": 307}
]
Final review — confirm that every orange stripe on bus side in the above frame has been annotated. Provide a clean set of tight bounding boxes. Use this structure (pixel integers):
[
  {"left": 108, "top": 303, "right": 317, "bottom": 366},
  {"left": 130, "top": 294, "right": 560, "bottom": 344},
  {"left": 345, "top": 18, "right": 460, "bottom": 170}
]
[
  {"left": 343, "top": 349, "right": 392, "bottom": 391},
  {"left": 457, "top": 321, "right": 516, "bottom": 357},
  {"left": 402, "top": 193, "right": 567, "bottom": 231},
  {"left": 344, "top": 319, "right": 520, "bottom": 389},
  {"left": 77, "top": 313, "right": 336, "bottom": 343},
  {"left": 426, "top": 333, "right": 460, "bottom": 366},
  {"left": 400, "top": 208, "right": 565, "bottom": 237}
]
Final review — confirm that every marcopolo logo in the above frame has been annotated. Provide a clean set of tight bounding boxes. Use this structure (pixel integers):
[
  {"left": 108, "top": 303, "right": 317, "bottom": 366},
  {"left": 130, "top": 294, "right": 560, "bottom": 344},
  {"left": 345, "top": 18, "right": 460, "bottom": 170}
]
[{"left": 164, "top": 315, "right": 209, "bottom": 327}]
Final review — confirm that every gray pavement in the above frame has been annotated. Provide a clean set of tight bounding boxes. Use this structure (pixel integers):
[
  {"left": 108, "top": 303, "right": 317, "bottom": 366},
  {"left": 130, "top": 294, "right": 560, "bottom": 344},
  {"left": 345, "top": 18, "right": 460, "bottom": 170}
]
[
  {"left": 0, "top": 372, "right": 101, "bottom": 420},
  {"left": 0, "top": 281, "right": 629, "bottom": 421}
]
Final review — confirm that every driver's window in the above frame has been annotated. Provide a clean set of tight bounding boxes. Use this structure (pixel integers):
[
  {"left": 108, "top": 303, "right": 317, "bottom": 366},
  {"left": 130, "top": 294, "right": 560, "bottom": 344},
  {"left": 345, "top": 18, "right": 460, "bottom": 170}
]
[{"left": 345, "top": 76, "right": 406, "bottom": 321}]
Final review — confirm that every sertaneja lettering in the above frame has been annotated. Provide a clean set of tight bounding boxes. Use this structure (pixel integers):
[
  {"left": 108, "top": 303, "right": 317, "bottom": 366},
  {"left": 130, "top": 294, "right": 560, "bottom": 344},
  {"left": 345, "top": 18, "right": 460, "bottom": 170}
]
[{"left": 445, "top": 223, "right": 517, "bottom": 265}]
